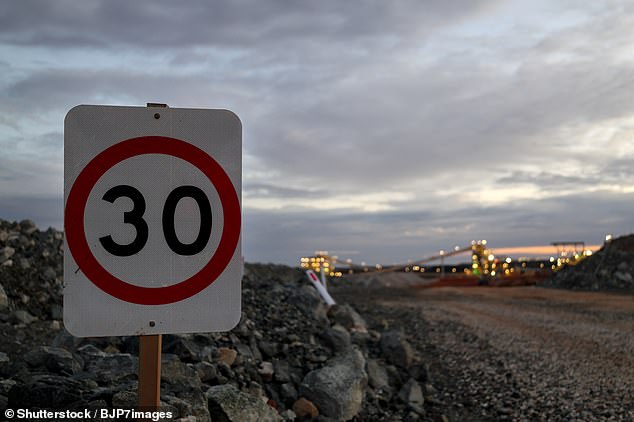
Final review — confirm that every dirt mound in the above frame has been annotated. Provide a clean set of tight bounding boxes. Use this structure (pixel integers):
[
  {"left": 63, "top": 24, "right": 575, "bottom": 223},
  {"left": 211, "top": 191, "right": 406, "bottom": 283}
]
[{"left": 546, "top": 234, "right": 634, "bottom": 291}]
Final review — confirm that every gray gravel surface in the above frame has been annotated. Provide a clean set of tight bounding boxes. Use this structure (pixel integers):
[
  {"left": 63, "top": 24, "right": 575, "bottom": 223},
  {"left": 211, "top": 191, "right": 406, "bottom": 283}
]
[{"left": 334, "top": 281, "right": 634, "bottom": 422}]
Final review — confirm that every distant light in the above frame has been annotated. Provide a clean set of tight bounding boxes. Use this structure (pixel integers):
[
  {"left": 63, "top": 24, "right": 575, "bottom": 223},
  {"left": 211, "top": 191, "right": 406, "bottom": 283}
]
[
  {"left": 472, "top": 263, "right": 479, "bottom": 269},
  {"left": 452, "top": 268, "right": 456, "bottom": 273},
  {"left": 454, "top": 246, "right": 460, "bottom": 251},
  {"left": 584, "top": 250, "right": 593, "bottom": 256},
  {"left": 482, "top": 239, "right": 487, "bottom": 245},
  {"left": 505, "top": 257, "right": 512, "bottom": 264},
  {"left": 605, "top": 234, "right": 613, "bottom": 242},
  {"left": 488, "top": 254, "right": 495, "bottom": 261},
  {"left": 439, "top": 250, "right": 445, "bottom": 256},
  {"left": 491, "top": 270, "right": 496, "bottom": 276},
  {"left": 549, "top": 256, "right": 555, "bottom": 262}
]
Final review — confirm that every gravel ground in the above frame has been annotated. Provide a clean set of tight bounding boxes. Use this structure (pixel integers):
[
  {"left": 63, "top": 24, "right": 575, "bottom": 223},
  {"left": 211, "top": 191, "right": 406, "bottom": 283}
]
[{"left": 333, "top": 280, "right": 634, "bottom": 422}]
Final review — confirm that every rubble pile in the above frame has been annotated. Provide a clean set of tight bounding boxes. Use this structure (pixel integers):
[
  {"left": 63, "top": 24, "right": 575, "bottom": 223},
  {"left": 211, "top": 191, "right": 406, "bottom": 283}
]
[
  {"left": 0, "top": 218, "right": 443, "bottom": 421},
  {"left": 546, "top": 235, "right": 634, "bottom": 291}
]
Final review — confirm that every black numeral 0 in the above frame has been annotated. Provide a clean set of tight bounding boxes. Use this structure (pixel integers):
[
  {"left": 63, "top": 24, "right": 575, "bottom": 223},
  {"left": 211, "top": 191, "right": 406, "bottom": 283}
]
[
  {"left": 163, "top": 186, "right": 212, "bottom": 255},
  {"left": 99, "top": 184, "right": 212, "bottom": 257}
]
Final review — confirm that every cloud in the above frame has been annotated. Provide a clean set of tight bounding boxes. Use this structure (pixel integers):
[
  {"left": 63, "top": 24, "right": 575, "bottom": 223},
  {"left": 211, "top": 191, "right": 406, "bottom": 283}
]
[
  {"left": 0, "top": 1, "right": 499, "bottom": 48},
  {"left": 1, "top": 1, "right": 633, "bottom": 264},
  {"left": 244, "top": 189, "right": 633, "bottom": 265}
]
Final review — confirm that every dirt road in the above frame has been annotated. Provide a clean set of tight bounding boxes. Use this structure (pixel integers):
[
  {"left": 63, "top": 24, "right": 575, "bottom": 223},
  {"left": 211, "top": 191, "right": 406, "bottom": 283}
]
[{"left": 334, "top": 279, "right": 634, "bottom": 421}]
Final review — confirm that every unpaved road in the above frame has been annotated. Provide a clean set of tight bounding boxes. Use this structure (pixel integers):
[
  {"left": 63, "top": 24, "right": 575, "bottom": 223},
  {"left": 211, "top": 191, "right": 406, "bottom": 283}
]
[{"left": 334, "top": 279, "right": 634, "bottom": 421}]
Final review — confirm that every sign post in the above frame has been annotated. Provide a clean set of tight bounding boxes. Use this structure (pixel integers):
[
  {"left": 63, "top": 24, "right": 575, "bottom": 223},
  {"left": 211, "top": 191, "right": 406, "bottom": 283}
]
[
  {"left": 64, "top": 104, "right": 242, "bottom": 410},
  {"left": 138, "top": 334, "right": 162, "bottom": 410}
]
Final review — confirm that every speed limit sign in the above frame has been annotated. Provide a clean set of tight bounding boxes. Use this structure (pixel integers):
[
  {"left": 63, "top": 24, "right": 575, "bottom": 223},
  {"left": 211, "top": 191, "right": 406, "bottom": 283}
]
[{"left": 63, "top": 105, "right": 242, "bottom": 337}]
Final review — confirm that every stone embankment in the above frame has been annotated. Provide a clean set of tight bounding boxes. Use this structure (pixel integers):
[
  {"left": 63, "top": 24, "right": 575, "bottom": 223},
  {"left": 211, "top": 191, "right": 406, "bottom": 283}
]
[{"left": 0, "top": 218, "right": 444, "bottom": 421}]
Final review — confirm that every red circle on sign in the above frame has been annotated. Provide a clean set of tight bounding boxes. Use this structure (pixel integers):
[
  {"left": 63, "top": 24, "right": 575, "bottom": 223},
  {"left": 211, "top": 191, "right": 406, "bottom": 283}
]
[{"left": 65, "top": 136, "right": 241, "bottom": 305}]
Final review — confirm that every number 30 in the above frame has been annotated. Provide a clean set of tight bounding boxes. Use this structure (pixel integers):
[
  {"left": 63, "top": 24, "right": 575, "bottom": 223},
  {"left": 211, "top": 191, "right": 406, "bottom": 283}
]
[{"left": 99, "top": 184, "right": 213, "bottom": 256}]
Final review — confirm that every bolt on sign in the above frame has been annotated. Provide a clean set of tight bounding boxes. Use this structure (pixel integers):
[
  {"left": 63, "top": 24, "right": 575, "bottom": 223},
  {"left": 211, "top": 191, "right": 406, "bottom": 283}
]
[{"left": 64, "top": 105, "right": 242, "bottom": 337}]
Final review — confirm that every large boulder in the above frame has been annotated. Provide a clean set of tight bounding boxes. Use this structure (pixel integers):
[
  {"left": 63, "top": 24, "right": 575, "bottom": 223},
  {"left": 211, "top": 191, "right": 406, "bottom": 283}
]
[{"left": 299, "top": 348, "right": 367, "bottom": 421}]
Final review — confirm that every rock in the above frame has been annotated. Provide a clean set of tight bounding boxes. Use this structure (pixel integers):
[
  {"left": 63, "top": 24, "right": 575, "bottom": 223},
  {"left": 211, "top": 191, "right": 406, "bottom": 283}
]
[
  {"left": 13, "top": 309, "right": 37, "bottom": 324},
  {"left": 50, "top": 304, "right": 63, "bottom": 320},
  {"left": 614, "top": 271, "right": 632, "bottom": 283},
  {"left": 42, "top": 267, "right": 57, "bottom": 281},
  {"left": 259, "top": 341, "right": 278, "bottom": 359},
  {"left": 273, "top": 359, "right": 291, "bottom": 383},
  {"left": 161, "top": 354, "right": 199, "bottom": 385},
  {"left": 206, "top": 384, "right": 282, "bottom": 422},
  {"left": 380, "top": 331, "right": 415, "bottom": 368},
  {"left": 19, "top": 219, "right": 37, "bottom": 234},
  {"left": 194, "top": 361, "right": 217, "bottom": 382},
  {"left": 112, "top": 390, "right": 137, "bottom": 407},
  {"left": 293, "top": 397, "right": 319, "bottom": 418},
  {"left": 279, "top": 383, "right": 298, "bottom": 407},
  {"left": 217, "top": 347, "right": 238, "bottom": 366},
  {"left": 319, "top": 324, "right": 352, "bottom": 353},
  {"left": 24, "top": 346, "right": 83, "bottom": 375},
  {"left": 407, "top": 363, "right": 429, "bottom": 383},
  {"left": 258, "top": 361, "right": 275, "bottom": 382},
  {"left": 52, "top": 328, "right": 83, "bottom": 351},
  {"left": 399, "top": 378, "right": 424, "bottom": 408},
  {"left": 288, "top": 285, "right": 329, "bottom": 325},
  {"left": 84, "top": 353, "right": 138, "bottom": 384},
  {"left": 328, "top": 304, "right": 368, "bottom": 333},
  {"left": 615, "top": 261, "right": 628, "bottom": 271},
  {"left": 161, "top": 355, "right": 208, "bottom": 421},
  {"left": 236, "top": 343, "right": 254, "bottom": 361},
  {"left": 163, "top": 395, "right": 194, "bottom": 419},
  {"left": 0, "top": 246, "right": 15, "bottom": 262},
  {"left": 367, "top": 359, "right": 390, "bottom": 389},
  {"left": 280, "top": 409, "right": 296, "bottom": 421},
  {"left": 0, "top": 283, "right": 8, "bottom": 310},
  {"left": 299, "top": 348, "right": 367, "bottom": 421},
  {"left": 163, "top": 335, "right": 203, "bottom": 363},
  {"left": 8, "top": 374, "right": 90, "bottom": 408}
]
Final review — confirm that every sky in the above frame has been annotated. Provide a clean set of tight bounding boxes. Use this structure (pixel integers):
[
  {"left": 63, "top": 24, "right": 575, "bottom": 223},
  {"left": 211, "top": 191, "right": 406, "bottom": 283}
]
[{"left": 1, "top": 0, "right": 633, "bottom": 266}]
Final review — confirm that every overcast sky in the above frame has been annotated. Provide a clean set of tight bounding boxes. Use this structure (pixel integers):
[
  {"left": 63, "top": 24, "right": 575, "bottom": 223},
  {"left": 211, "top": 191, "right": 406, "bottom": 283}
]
[{"left": 1, "top": 1, "right": 632, "bottom": 266}]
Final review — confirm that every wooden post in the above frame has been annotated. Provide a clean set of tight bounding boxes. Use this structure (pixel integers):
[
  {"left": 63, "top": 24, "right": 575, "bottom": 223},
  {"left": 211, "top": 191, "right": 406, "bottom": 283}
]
[{"left": 138, "top": 334, "right": 162, "bottom": 410}]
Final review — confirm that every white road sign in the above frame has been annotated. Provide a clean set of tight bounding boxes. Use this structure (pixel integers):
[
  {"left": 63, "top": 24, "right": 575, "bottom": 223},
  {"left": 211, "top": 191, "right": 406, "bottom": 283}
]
[{"left": 64, "top": 105, "right": 242, "bottom": 337}]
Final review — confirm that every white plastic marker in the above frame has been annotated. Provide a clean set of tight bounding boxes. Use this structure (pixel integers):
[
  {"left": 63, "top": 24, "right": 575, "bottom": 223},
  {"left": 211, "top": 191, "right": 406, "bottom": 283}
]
[{"left": 306, "top": 270, "right": 336, "bottom": 305}]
